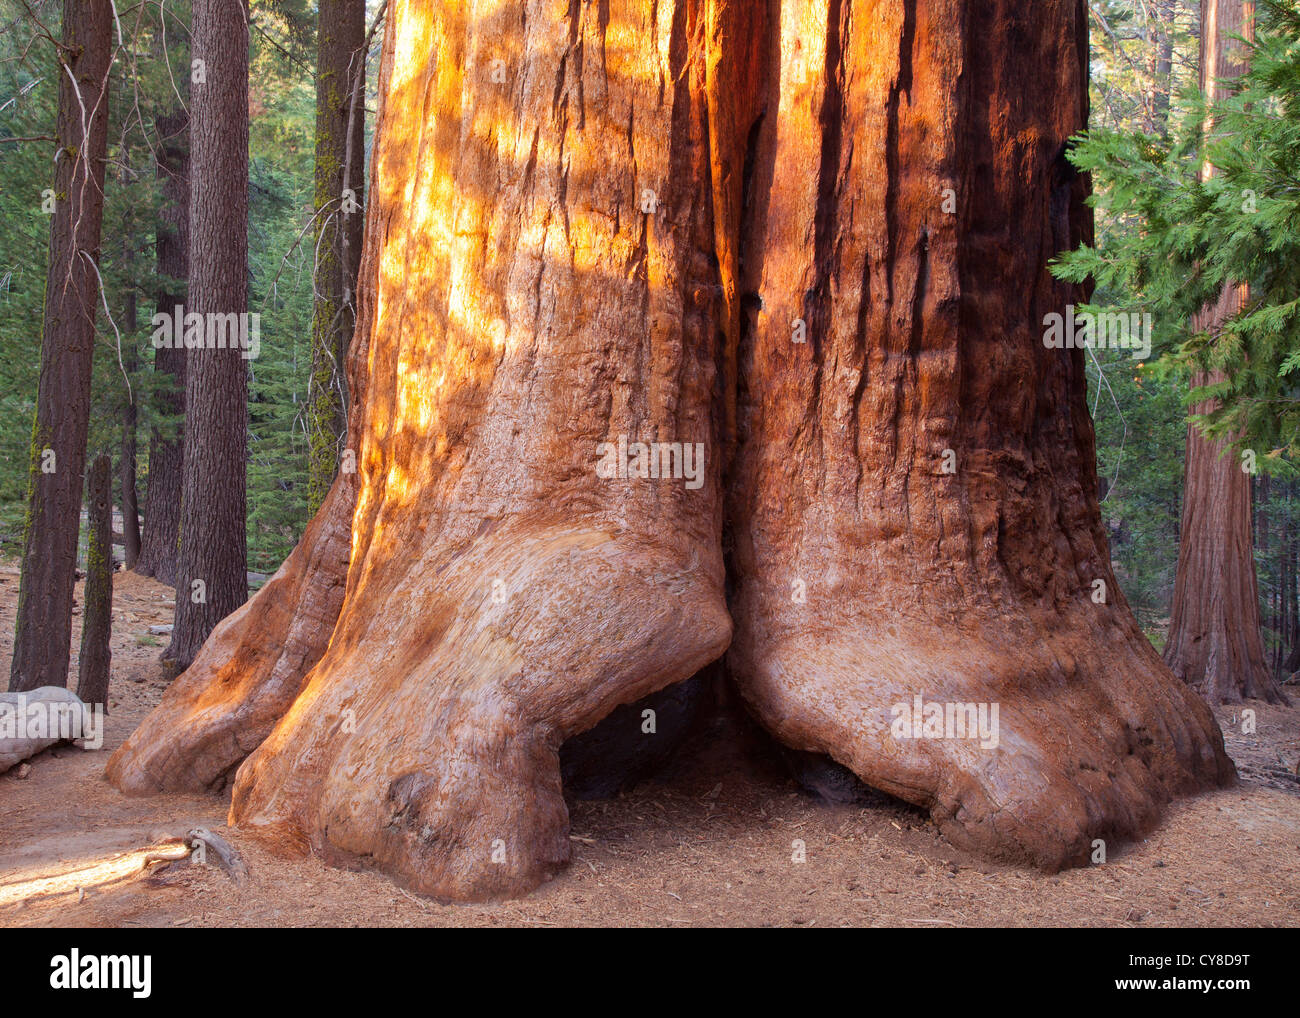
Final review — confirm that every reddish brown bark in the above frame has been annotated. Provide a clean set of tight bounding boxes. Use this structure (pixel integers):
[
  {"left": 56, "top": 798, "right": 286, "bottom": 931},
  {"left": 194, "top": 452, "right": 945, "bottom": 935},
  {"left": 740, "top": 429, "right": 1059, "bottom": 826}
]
[
  {"left": 723, "top": 0, "right": 1231, "bottom": 871},
  {"left": 110, "top": 0, "right": 1233, "bottom": 897},
  {"left": 1165, "top": 366, "right": 1285, "bottom": 705}
]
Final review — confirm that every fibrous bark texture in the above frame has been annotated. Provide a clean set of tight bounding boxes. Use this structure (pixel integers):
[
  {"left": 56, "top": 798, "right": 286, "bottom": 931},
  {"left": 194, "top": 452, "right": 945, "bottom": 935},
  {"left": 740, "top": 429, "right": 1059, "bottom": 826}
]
[
  {"left": 725, "top": 0, "right": 1232, "bottom": 871},
  {"left": 167, "top": 0, "right": 250, "bottom": 669},
  {"left": 1165, "top": 362, "right": 1287, "bottom": 705},
  {"left": 111, "top": 0, "right": 1233, "bottom": 897},
  {"left": 116, "top": 0, "right": 732, "bottom": 900}
]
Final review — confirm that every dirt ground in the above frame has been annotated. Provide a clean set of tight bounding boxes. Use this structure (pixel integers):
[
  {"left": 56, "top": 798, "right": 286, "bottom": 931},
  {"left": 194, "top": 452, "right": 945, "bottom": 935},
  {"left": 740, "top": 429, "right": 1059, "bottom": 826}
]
[{"left": 1, "top": 565, "right": 1298, "bottom": 928}]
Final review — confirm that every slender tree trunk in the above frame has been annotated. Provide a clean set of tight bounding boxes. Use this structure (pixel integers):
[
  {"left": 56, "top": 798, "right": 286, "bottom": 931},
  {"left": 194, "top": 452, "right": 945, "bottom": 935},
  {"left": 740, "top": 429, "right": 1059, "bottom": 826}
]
[
  {"left": 116, "top": 131, "right": 141, "bottom": 570},
  {"left": 1257, "top": 473, "right": 1274, "bottom": 669},
  {"left": 1286, "top": 481, "right": 1300, "bottom": 674},
  {"left": 9, "top": 0, "right": 113, "bottom": 693},
  {"left": 166, "top": 0, "right": 250, "bottom": 670},
  {"left": 135, "top": 106, "right": 189, "bottom": 586},
  {"left": 1280, "top": 505, "right": 1291, "bottom": 672},
  {"left": 307, "top": 0, "right": 367, "bottom": 514},
  {"left": 120, "top": 288, "right": 141, "bottom": 570},
  {"left": 1152, "top": 0, "right": 1177, "bottom": 138},
  {"left": 110, "top": 0, "right": 1232, "bottom": 898},
  {"left": 77, "top": 453, "right": 113, "bottom": 712},
  {"left": 1163, "top": 0, "right": 1287, "bottom": 704}
]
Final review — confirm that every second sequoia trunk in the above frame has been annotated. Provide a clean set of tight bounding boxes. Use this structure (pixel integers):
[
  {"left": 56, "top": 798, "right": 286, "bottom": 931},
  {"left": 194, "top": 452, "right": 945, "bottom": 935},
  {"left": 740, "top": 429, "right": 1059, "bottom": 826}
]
[
  {"left": 109, "top": 0, "right": 1233, "bottom": 898},
  {"left": 726, "top": 0, "right": 1231, "bottom": 870}
]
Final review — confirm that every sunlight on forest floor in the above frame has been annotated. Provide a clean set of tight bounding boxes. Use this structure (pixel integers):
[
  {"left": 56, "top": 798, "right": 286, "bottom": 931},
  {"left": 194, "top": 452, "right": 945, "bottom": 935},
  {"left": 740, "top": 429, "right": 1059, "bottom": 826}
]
[{"left": 0, "top": 846, "right": 180, "bottom": 909}]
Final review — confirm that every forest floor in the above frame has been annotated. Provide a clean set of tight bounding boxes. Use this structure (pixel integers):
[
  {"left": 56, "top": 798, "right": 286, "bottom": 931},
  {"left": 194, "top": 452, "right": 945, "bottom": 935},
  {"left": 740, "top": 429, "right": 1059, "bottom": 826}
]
[{"left": 1, "top": 566, "right": 1298, "bottom": 928}]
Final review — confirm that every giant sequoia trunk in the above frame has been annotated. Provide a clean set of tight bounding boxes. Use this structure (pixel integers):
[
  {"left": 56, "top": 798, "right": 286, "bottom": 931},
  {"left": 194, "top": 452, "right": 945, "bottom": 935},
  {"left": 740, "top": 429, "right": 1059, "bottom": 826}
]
[
  {"left": 724, "top": 0, "right": 1232, "bottom": 871},
  {"left": 1162, "top": 0, "right": 1288, "bottom": 705},
  {"left": 109, "top": 0, "right": 1233, "bottom": 899}
]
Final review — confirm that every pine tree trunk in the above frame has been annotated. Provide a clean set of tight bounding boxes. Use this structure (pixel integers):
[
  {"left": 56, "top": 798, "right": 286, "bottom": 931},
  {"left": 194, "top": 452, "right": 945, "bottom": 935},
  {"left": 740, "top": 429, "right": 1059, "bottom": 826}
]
[
  {"left": 135, "top": 106, "right": 189, "bottom": 587},
  {"left": 307, "top": 0, "right": 367, "bottom": 514},
  {"left": 77, "top": 453, "right": 113, "bottom": 712},
  {"left": 166, "top": 0, "right": 249, "bottom": 670},
  {"left": 120, "top": 290, "right": 142, "bottom": 571},
  {"left": 110, "top": 0, "right": 1233, "bottom": 898},
  {"left": 117, "top": 133, "right": 141, "bottom": 570},
  {"left": 9, "top": 0, "right": 113, "bottom": 693},
  {"left": 1162, "top": 0, "right": 1287, "bottom": 704}
]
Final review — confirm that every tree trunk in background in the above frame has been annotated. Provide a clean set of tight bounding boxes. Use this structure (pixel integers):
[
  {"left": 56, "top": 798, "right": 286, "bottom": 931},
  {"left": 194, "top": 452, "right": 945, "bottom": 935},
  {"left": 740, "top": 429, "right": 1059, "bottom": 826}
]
[
  {"left": 136, "top": 105, "right": 189, "bottom": 587},
  {"left": 110, "top": 0, "right": 1233, "bottom": 898},
  {"left": 1281, "top": 499, "right": 1293, "bottom": 671},
  {"left": 1152, "top": 0, "right": 1177, "bottom": 137},
  {"left": 117, "top": 131, "right": 141, "bottom": 570},
  {"left": 167, "top": 0, "right": 249, "bottom": 670},
  {"left": 120, "top": 289, "right": 141, "bottom": 571},
  {"left": 1256, "top": 473, "right": 1272, "bottom": 667},
  {"left": 1285, "top": 480, "right": 1300, "bottom": 675},
  {"left": 8, "top": 0, "right": 113, "bottom": 693},
  {"left": 1163, "top": 0, "right": 1287, "bottom": 704},
  {"left": 307, "top": 0, "right": 367, "bottom": 514},
  {"left": 77, "top": 453, "right": 113, "bottom": 712}
]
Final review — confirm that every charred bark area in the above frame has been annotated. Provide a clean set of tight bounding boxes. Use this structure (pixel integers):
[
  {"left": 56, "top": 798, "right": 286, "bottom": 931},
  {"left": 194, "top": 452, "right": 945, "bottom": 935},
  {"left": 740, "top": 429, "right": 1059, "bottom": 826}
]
[{"left": 560, "top": 668, "right": 713, "bottom": 799}]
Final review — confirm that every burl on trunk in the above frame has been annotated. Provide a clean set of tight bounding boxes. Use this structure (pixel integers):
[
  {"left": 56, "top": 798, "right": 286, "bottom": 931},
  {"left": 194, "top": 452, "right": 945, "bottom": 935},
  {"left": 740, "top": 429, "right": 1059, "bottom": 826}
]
[{"left": 108, "top": 0, "right": 1232, "bottom": 899}]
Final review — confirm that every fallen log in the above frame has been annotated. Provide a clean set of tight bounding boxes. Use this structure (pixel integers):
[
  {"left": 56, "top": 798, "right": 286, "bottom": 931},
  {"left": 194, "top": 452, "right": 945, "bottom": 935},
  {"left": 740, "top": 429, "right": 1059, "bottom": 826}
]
[{"left": 0, "top": 687, "right": 101, "bottom": 773}]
